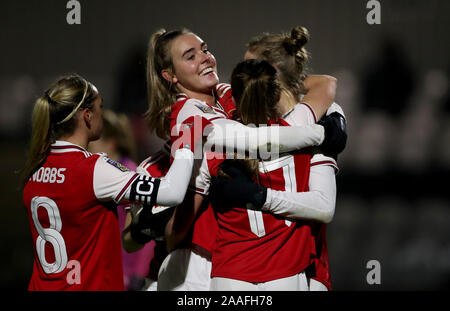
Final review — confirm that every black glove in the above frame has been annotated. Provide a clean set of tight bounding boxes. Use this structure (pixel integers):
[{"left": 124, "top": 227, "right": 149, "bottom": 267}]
[
  {"left": 129, "top": 204, "right": 175, "bottom": 244},
  {"left": 318, "top": 112, "right": 347, "bottom": 157},
  {"left": 210, "top": 165, "right": 267, "bottom": 209}
]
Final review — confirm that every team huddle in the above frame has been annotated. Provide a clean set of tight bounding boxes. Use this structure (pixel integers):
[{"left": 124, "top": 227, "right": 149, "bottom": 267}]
[{"left": 22, "top": 26, "right": 347, "bottom": 291}]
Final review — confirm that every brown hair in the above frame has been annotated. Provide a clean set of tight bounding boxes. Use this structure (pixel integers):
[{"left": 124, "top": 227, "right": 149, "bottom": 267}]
[
  {"left": 231, "top": 59, "right": 280, "bottom": 126},
  {"left": 22, "top": 74, "right": 97, "bottom": 186},
  {"left": 145, "top": 28, "right": 191, "bottom": 139},
  {"left": 246, "top": 26, "right": 310, "bottom": 101},
  {"left": 220, "top": 59, "right": 282, "bottom": 184}
]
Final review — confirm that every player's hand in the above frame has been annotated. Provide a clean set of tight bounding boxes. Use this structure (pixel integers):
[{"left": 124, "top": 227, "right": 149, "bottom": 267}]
[
  {"left": 177, "top": 122, "right": 196, "bottom": 152},
  {"left": 210, "top": 166, "right": 267, "bottom": 209},
  {"left": 129, "top": 204, "right": 175, "bottom": 244},
  {"left": 318, "top": 112, "right": 347, "bottom": 157}
]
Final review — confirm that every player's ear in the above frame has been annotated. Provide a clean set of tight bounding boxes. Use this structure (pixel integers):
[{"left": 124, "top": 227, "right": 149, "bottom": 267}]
[
  {"left": 161, "top": 69, "right": 178, "bottom": 84},
  {"left": 82, "top": 108, "right": 92, "bottom": 129}
]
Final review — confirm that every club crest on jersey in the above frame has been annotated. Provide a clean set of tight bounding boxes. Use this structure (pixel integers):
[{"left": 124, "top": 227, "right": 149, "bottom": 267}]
[
  {"left": 195, "top": 104, "right": 215, "bottom": 114},
  {"left": 103, "top": 157, "right": 130, "bottom": 172}
]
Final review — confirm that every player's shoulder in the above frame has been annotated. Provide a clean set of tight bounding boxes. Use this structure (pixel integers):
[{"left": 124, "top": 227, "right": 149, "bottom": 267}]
[
  {"left": 55, "top": 148, "right": 102, "bottom": 171},
  {"left": 174, "top": 93, "right": 209, "bottom": 111},
  {"left": 185, "top": 98, "right": 217, "bottom": 115},
  {"left": 282, "top": 102, "right": 317, "bottom": 126},
  {"left": 172, "top": 94, "right": 216, "bottom": 121},
  {"left": 50, "top": 141, "right": 98, "bottom": 159}
]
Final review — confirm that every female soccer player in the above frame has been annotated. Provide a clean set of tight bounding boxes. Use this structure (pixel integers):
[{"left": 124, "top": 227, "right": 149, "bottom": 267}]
[
  {"left": 206, "top": 59, "right": 340, "bottom": 291},
  {"left": 244, "top": 26, "right": 346, "bottom": 290},
  {"left": 133, "top": 27, "right": 344, "bottom": 291},
  {"left": 22, "top": 74, "right": 195, "bottom": 290}
]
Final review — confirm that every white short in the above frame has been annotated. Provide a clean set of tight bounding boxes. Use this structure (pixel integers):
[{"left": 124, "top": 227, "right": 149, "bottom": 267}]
[
  {"left": 142, "top": 278, "right": 158, "bottom": 291},
  {"left": 309, "top": 278, "right": 328, "bottom": 291},
  {"left": 157, "top": 248, "right": 212, "bottom": 291},
  {"left": 210, "top": 271, "right": 328, "bottom": 291}
]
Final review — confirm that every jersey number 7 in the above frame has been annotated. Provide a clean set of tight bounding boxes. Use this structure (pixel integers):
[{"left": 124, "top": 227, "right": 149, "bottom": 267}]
[{"left": 247, "top": 156, "right": 295, "bottom": 237}]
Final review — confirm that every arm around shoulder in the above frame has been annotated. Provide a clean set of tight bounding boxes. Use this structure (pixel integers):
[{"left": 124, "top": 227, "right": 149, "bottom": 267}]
[{"left": 302, "top": 75, "right": 337, "bottom": 120}]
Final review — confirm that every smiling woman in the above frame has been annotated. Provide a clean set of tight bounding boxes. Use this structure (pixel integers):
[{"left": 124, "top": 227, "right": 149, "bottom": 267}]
[
  {"left": 145, "top": 28, "right": 327, "bottom": 151},
  {"left": 163, "top": 33, "right": 219, "bottom": 100},
  {"left": 137, "top": 27, "right": 346, "bottom": 291}
]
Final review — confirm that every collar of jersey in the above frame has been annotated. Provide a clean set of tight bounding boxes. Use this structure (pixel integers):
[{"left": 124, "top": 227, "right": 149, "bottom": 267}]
[
  {"left": 176, "top": 92, "right": 227, "bottom": 117},
  {"left": 50, "top": 140, "right": 92, "bottom": 156}
]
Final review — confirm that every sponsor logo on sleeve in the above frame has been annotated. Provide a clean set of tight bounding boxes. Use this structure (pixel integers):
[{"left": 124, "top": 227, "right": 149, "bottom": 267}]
[
  {"left": 102, "top": 157, "right": 130, "bottom": 172},
  {"left": 195, "top": 104, "right": 216, "bottom": 114}
]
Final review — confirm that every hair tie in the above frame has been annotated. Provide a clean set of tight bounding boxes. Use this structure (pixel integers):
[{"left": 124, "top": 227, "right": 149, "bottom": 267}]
[
  {"left": 45, "top": 92, "right": 58, "bottom": 106},
  {"left": 56, "top": 80, "right": 89, "bottom": 125}
]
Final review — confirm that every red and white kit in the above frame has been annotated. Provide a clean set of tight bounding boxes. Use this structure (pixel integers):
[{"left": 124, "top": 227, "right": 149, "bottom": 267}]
[
  {"left": 195, "top": 102, "right": 340, "bottom": 291},
  {"left": 157, "top": 84, "right": 233, "bottom": 291},
  {"left": 158, "top": 84, "right": 337, "bottom": 291},
  {"left": 24, "top": 141, "right": 193, "bottom": 290}
]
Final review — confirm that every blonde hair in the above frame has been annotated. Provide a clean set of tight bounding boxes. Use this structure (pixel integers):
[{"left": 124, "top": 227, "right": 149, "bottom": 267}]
[
  {"left": 145, "top": 28, "right": 191, "bottom": 139},
  {"left": 246, "top": 26, "right": 310, "bottom": 101},
  {"left": 101, "top": 109, "right": 137, "bottom": 161},
  {"left": 21, "top": 74, "right": 97, "bottom": 186}
]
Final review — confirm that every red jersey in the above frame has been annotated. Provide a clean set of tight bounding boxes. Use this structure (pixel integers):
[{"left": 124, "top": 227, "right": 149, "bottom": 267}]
[
  {"left": 24, "top": 141, "right": 143, "bottom": 291},
  {"left": 195, "top": 104, "right": 336, "bottom": 284},
  {"left": 203, "top": 143, "right": 314, "bottom": 282},
  {"left": 283, "top": 102, "right": 332, "bottom": 290},
  {"left": 168, "top": 84, "right": 234, "bottom": 255},
  {"left": 308, "top": 222, "right": 331, "bottom": 290}
]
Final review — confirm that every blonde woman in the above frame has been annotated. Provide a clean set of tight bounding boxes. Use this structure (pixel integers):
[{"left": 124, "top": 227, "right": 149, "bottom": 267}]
[{"left": 22, "top": 74, "right": 195, "bottom": 290}]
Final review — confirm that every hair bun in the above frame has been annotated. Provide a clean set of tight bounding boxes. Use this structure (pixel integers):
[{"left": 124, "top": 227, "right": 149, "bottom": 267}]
[
  {"left": 283, "top": 26, "right": 309, "bottom": 56},
  {"left": 291, "top": 26, "right": 309, "bottom": 48}
]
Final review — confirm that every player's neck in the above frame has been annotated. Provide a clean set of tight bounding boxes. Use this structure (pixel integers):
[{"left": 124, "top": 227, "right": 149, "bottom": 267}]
[
  {"left": 277, "top": 90, "right": 297, "bottom": 116},
  {"left": 180, "top": 88, "right": 216, "bottom": 107},
  {"left": 59, "top": 132, "right": 89, "bottom": 150}
]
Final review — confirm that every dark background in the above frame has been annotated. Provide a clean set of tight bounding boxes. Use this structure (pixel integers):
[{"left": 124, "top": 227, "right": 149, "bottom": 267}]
[{"left": 1, "top": 0, "right": 449, "bottom": 290}]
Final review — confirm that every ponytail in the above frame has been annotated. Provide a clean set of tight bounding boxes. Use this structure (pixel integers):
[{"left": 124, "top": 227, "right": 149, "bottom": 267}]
[
  {"left": 145, "top": 28, "right": 191, "bottom": 139},
  {"left": 21, "top": 74, "right": 97, "bottom": 187},
  {"left": 231, "top": 59, "right": 280, "bottom": 126},
  {"left": 225, "top": 59, "right": 281, "bottom": 184},
  {"left": 22, "top": 96, "right": 53, "bottom": 186}
]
